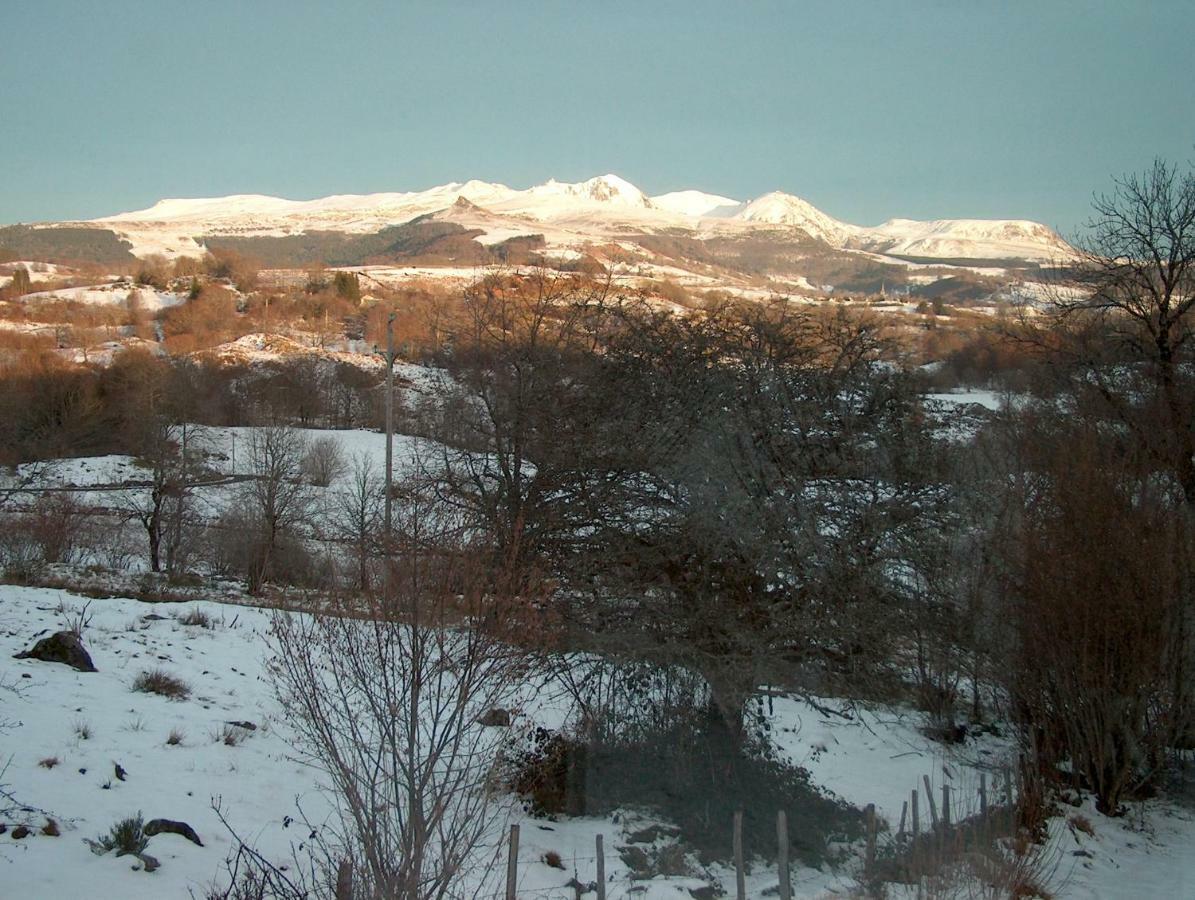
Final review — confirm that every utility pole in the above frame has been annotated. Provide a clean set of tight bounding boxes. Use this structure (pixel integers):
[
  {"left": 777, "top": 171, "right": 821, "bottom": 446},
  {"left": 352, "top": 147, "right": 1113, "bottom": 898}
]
[{"left": 374, "top": 313, "right": 398, "bottom": 565}]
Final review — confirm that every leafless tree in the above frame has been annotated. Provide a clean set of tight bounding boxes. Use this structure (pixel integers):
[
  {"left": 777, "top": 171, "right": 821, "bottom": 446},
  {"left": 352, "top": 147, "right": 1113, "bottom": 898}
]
[
  {"left": 1035, "top": 157, "right": 1195, "bottom": 501},
  {"left": 119, "top": 420, "right": 200, "bottom": 574},
  {"left": 267, "top": 519, "right": 521, "bottom": 898},
  {"left": 301, "top": 434, "right": 346, "bottom": 487},
  {"left": 329, "top": 451, "right": 383, "bottom": 591},
  {"left": 242, "top": 425, "right": 310, "bottom": 594}
]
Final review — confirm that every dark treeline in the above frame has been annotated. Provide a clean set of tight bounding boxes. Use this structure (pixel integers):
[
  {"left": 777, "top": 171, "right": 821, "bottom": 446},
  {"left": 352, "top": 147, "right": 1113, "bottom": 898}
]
[{"left": 0, "top": 349, "right": 382, "bottom": 465}]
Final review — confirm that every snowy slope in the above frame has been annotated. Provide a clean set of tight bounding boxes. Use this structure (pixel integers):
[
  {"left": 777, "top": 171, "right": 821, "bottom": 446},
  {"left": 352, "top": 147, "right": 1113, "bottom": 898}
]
[
  {"left": 733, "top": 191, "right": 863, "bottom": 245},
  {"left": 649, "top": 190, "right": 743, "bottom": 218},
  {"left": 859, "top": 218, "right": 1072, "bottom": 261}
]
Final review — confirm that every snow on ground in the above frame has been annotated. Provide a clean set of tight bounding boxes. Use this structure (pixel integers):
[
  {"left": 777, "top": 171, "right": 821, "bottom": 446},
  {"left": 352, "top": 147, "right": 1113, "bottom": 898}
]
[
  {"left": 0, "top": 586, "right": 832, "bottom": 898},
  {"left": 20, "top": 284, "right": 186, "bottom": 312},
  {"left": 3, "top": 584, "right": 1195, "bottom": 897},
  {"left": 925, "top": 389, "right": 1004, "bottom": 411}
]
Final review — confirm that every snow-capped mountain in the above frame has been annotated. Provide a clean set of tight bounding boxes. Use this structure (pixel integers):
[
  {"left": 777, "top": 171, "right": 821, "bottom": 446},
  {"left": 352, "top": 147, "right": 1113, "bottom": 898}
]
[
  {"left": 82, "top": 173, "right": 1070, "bottom": 263},
  {"left": 733, "top": 192, "right": 862, "bottom": 247}
]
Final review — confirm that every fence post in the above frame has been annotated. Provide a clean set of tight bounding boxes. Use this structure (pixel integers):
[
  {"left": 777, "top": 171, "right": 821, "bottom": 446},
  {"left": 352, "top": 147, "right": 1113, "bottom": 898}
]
[
  {"left": 898, "top": 800, "right": 908, "bottom": 839},
  {"left": 979, "top": 772, "right": 988, "bottom": 819},
  {"left": 1004, "top": 766, "right": 1015, "bottom": 830},
  {"left": 596, "top": 833, "right": 606, "bottom": 900},
  {"left": 733, "top": 810, "right": 746, "bottom": 900},
  {"left": 923, "top": 775, "right": 939, "bottom": 829},
  {"left": 942, "top": 784, "right": 951, "bottom": 829},
  {"left": 777, "top": 810, "right": 791, "bottom": 900},
  {"left": 505, "top": 823, "right": 519, "bottom": 900},
  {"left": 912, "top": 790, "right": 920, "bottom": 837},
  {"left": 335, "top": 858, "right": 353, "bottom": 900},
  {"left": 864, "top": 803, "right": 877, "bottom": 872}
]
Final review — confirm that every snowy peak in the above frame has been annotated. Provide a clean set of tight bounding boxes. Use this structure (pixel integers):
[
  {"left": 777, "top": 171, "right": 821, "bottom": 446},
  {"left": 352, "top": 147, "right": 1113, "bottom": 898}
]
[
  {"left": 734, "top": 192, "right": 859, "bottom": 245},
  {"left": 860, "top": 217, "right": 1071, "bottom": 261},
  {"left": 650, "top": 190, "right": 743, "bottom": 218},
  {"left": 529, "top": 174, "right": 653, "bottom": 208}
]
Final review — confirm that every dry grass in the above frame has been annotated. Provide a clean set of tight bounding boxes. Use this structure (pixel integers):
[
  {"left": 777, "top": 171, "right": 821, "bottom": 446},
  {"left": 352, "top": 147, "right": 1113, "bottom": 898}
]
[
  {"left": 177, "top": 607, "right": 215, "bottom": 628},
  {"left": 214, "top": 723, "right": 247, "bottom": 746},
  {"left": 132, "top": 668, "right": 191, "bottom": 700},
  {"left": 38, "top": 756, "right": 60, "bottom": 769}
]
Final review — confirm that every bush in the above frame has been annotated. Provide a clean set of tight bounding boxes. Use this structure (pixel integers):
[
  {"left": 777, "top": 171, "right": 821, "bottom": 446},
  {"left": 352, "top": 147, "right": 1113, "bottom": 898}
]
[
  {"left": 510, "top": 716, "right": 863, "bottom": 866},
  {"left": 132, "top": 668, "right": 191, "bottom": 700},
  {"left": 300, "top": 435, "right": 345, "bottom": 487},
  {"left": 178, "top": 607, "right": 214, "bottom": 628},
  {"left": 97, "top": 813, "right": 148, "bottom": 855}
]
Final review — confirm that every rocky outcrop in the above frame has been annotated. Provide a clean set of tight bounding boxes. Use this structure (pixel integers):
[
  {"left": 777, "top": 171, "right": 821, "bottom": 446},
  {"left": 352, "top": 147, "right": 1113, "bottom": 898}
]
[{"left": 13, "top": 630, "right": 96, "bottom": 672}]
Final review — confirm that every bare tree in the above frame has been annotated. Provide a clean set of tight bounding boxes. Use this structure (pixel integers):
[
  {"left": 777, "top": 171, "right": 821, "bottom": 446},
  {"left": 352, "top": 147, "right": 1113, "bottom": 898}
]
[
  {"left": 242, "top": 426, "right": 310, "bottom": 594},
  {"left": 330, "top": 451, "right": 383, "bottom": 591},
  {"left": 1042, "top": 157, "right": 1195, "bottom": 501},
  {"left": 301, "top": 434, "right": 346, "bottom": 487},
  {"left": 267, "top": 525, "right": 520, "bottom": 898},
  {"left": 120, "top": 420, "right": 199, "bottom": 574}
]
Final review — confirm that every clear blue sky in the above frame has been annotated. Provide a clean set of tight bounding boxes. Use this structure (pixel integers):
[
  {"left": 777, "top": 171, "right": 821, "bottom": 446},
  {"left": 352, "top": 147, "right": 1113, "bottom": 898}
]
[{"left": 2, "top": 0, "right": 1192, "bottom": 235}]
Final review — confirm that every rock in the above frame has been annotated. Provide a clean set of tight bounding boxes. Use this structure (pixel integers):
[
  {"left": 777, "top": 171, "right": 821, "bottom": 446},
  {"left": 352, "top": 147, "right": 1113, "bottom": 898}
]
[
  {"left": 14, "top": 630, "right": 96, "bottom": 672},
  {"left": 126, "top": 851, "right": 160, "bottom": 872},
  {"left": 689, "top": 888, "right": 719, "bottom": 900},
  {"left": 144, "top": 818, "right": 203, "bottom": 847},
  {"left": 11, "top": 825, "right": 30, "bottom": 840},
  {"left": 114, "top": 763, "right": 128, "bottom": 781},
  {"left": 618, "top": 845, "right": 651, "bottom": 876},
  {"left": 478, "top": 708, "right": 511, "bottom": 727},
  {"left": 627, "top": 824, "right": 680, "bottom": 844}
]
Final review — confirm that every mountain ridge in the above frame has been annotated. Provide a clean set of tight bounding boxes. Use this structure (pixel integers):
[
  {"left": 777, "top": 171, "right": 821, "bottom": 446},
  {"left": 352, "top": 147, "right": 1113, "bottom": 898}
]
[{"left": 62, "top": 173, "right": 1072, "bottom": 264}]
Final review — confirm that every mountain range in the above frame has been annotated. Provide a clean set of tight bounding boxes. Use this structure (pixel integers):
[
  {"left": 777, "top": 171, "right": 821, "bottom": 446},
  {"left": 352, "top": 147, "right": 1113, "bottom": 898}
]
[{"left": 79, "top": 173, "right": 1070, "bottom": 265}]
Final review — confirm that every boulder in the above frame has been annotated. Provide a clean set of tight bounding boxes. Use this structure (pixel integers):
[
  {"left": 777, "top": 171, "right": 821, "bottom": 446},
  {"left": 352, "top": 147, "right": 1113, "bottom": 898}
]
[
  {"left": 478, "top": 708, "right": 511, "bottom": 727},
  {"left": 14, "top": 630, "right": 96, "bottom": 672},
  {"left": 144, "top": 818, "right": 203, "bottom": 847}
]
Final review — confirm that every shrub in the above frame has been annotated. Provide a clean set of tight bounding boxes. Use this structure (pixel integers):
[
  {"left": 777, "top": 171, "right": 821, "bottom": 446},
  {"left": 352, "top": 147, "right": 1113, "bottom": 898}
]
[
  {"left": 300, "top": 435, "right": 345, "bottom": 487},
  {"left": 178, "top": 607, "right": 214, "bottom": 628},
  {"left": 510, "top": 716, "right": 863, "bottom": 866},
  {"left": 38, "top": 756, "right": 60, "bottom": 769},
  {"left": 132, "top": 668, "right": 191, "bottom": 700},
  {"left": 214, "top": 723, "right": 247, "bottom": 746},
  {"left": 166, "top": 727, "right": 185, "bottom": 746},
  {"left": 96, "top": 813, "right": 148, "bottom": 855},
  {"left": 74, "top": 718, "right": 92, "bottom": 740}
]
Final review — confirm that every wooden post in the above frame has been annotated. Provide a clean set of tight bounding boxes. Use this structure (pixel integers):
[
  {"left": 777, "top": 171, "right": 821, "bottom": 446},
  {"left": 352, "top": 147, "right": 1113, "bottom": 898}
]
[
  {"left": 596, "top": 833, "right": 606, "bottom": 900},
  {"left": 505, "top": 823, "right": 519, "bottom": 900},
  {"left": 923, "top": 775, "right": 939, "bottom": 829},
  {"left": 1004, "top": 766, "right": 1015, "bottom": 830},
  {"left": 898, "top": 800, "right": 908, "bottom": 839},
  {"left": 864, "top": 803, "right": 877, "bottom": 872},
  {"left": 733, "top": 810, "right": 745, "bottom": 900},
  {"left": 335, "top": 858, "right": 353, "bottom": 900},
  {"left": 777, "top": 811, "right": 791, "bottom": 900},
  {"left": 979, "top": 772, "right": 988, "bottom": 818},
  {"left": 911, "top": 790, "right": 920, "bottom": 837}
]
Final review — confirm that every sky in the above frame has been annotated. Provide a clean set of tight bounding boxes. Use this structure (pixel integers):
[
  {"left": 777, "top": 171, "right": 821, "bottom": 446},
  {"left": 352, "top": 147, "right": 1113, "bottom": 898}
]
[{"left": 1, "top": 0, "right": 1193, "bottom": 236}]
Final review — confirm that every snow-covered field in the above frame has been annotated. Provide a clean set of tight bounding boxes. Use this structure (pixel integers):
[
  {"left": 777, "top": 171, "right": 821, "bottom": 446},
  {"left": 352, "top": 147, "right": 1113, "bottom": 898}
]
[
  {"left": 19, "top": 284, "right": 186, "bottom": 311},
  {"left": 4, "top": 584, "right": 1193, "bottom": 897}
]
